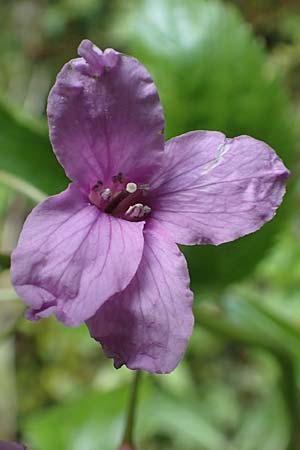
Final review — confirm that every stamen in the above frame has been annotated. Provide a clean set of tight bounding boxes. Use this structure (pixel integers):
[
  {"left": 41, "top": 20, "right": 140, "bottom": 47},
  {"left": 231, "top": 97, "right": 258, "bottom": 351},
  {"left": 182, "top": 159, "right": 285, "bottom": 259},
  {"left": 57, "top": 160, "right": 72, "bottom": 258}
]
[
  {"left": 89, "top": 174, "right": 151, "bottom": 222},
  {"left": 125, "top": 203, "right": 152, "bottom": 219},
  {"left": 92, "top": 180, "right": 103, "bottom": 191},
  {"left": 117, "top": 172, "right": 124, "bottom": 182},
  {"left": 112, "top": 172, "right": 124, "bottom": 183},
  {"left": 126, "top": 182, "right": 138, "bottom": 194},
  {"left": 125, "top": 203, "right": 144, "bottom": 218},
  {"left": 101, "top": 188, "right": 112, "bottom": 201}
]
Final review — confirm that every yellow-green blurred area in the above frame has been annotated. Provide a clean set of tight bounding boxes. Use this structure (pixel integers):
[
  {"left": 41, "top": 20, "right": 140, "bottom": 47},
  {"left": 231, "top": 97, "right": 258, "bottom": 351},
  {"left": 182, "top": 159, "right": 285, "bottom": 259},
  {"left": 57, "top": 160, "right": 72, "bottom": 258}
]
[{"left": 0, "top": 0, "right": 300, "bottom": 449}]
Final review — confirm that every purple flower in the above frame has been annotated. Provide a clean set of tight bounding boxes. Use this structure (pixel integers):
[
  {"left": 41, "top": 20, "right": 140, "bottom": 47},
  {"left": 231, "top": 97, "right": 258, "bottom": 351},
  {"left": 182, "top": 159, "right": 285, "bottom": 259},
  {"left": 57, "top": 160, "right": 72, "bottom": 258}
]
[
  {"left": 11, "top": 40, "right": 289, "bottom": 374},
  {"left": 0, "top": 442, "right": 26, "bottom": 450}
]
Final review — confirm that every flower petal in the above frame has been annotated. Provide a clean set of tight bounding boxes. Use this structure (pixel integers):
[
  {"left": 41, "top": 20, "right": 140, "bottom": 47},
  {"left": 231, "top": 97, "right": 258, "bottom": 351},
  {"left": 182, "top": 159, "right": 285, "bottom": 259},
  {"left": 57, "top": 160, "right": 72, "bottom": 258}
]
[
  {"left": 47, "top": 40, "right": 165, "bottom": 190},
  {"left": 0, "top": 442, "right": 26, "bottom": 450},
  {"left": 11, "top": 184, "right": 144, "bottom": 326},
  {"left": 151, "top": 131, "right": 289, "bottom": 245},
  {"left": 87, "top": 221, "right": 194, "bottom": 374}
]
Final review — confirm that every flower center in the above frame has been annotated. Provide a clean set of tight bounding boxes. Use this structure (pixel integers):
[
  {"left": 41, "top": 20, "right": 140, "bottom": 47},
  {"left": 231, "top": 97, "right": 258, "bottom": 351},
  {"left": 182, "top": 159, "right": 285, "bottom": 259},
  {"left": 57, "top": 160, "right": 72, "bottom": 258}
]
[{"left": 88, "top": 173, "right": 151, "bottom": 221}]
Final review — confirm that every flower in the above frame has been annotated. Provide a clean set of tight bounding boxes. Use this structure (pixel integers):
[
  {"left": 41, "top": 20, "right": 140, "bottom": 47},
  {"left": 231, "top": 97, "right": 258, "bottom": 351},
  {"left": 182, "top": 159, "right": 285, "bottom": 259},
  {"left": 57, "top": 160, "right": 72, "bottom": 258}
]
[
  {"left": 11, "top": 40, "right": 289, "bottom": 374},
  {"left": 0, "top": 442, "right": 26, "bottom": 450}
]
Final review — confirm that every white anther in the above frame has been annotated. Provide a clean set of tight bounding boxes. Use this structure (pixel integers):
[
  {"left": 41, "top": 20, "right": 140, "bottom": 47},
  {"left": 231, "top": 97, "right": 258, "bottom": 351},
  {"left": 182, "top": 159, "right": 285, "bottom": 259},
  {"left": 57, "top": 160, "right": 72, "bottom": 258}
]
[
  {"left": 125, "top": 203, "right": 144, "bottom": 218},
  {"left": 126, "top": 182, "right": 138, "bottom": 194},
  {"left": 125, "top": 203, "right": 152, "bottom": 219},
  {"left": 101, "top": 188, "right": 112, "bottom": 201},
  {"left": 125, "top": 205, "right": 134, "bottom": 215}
]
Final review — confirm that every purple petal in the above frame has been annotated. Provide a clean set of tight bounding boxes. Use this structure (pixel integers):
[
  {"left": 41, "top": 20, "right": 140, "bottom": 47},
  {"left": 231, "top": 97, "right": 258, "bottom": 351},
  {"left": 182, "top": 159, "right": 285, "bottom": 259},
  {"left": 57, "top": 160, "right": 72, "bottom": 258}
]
[
  {"left": 0, "top": 443, "right": 26, "bottom": 450},
  {"left": 11, "top": 184, "right": 144, "bottom": 326},
  {"left": 87, "top": 221, "right": 194, "bottom": 374},
  {"left": 78, "top": 40, "right": 119, "bottom": 74},
  {"left": 150, "top": 131, "right": 289, "bottom": 245},
  {"left": 47, "top": 40, "right": 165, "bottom": 191}
]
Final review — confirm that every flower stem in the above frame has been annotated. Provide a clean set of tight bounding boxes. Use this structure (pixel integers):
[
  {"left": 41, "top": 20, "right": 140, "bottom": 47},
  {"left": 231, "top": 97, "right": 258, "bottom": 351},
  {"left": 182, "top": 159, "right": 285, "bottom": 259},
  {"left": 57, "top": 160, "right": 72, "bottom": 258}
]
[
  {"left": 120, "top": 370, "right": 142, "bottom": 449},
  {"left": 277, "top": 354, "right": 300, "bottom": 450}
]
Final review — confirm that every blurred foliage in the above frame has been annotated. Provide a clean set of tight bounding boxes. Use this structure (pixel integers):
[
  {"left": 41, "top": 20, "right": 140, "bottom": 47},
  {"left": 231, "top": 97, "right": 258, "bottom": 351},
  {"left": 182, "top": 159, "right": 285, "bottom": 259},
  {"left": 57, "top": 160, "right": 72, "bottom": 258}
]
[
  {"left": 0, "top": 99, "right": 66, "bottom": 195},
  {"left": 0, "top": 0, "right": 300, "bottom": 450}
]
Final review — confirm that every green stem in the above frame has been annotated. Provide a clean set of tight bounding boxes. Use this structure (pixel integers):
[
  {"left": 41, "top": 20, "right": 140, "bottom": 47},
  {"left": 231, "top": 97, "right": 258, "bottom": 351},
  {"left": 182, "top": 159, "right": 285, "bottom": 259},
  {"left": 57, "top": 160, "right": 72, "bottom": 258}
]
[
  {"left": 121, "top": 370, "right": 141, "bottom": 448},
  {"left": 277, "top": 354, "right": 300, "bottom": 450}
]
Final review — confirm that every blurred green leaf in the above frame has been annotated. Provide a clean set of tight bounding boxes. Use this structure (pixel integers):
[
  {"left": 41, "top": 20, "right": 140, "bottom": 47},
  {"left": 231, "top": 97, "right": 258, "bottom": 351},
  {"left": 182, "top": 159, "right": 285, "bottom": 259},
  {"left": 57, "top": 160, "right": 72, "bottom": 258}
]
[
  {"left": 232, "top": 390, "right": 289, "bottom": 450},
  {"left": 0, "top": 97, "right": 67, "bottom": 195},
  {"left": 223, "top": 293, "right": 300, "bottom": 359},
  {"left": 0, "top": 253, "right": 10, "bottom": 270},
  {"left": 0, "top": 289, "right": 19, "bottom": 303},
  {"left": 114, "top": 0, "right": 296, "bottom": 288},
  {"left": 24, "top": 377, "right": 238, "bottom": 450},
  {"left": 258, "top": 223, "right": 300, "bottom": 291},
  {"left": 140, "top": 391, "right": 237, "bottom": 450},
  {"left": 0, "top": 171, "right": 46, "bottom": 203},
  {"left": 196, "top": 290, "right": 300, "bottom": 359},
  {"left": 23, "top": 377, "right": 156, "bottom": 450},
  {"left": 23, "top": 386, "right": 130, "bottom": 450}
]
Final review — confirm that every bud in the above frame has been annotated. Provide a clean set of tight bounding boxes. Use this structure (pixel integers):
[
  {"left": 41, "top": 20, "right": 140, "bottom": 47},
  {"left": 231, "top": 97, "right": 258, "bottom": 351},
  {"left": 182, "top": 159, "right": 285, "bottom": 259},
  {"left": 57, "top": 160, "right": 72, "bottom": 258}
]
[{"left": 0, "top": 443, "right": 26, "bottom": 450}]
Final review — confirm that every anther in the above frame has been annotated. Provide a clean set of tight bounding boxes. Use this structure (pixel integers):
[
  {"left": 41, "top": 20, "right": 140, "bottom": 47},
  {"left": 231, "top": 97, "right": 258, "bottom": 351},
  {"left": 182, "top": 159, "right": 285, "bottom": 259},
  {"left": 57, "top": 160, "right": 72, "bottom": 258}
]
[
  {"left": 101, "top": 188, "right": 112, "bottom": 201},
  {"left": 126, "top": 182, "right": 138, "bottom": 194},
  {"left": 125, "top": 203, "right": 152, "bottom": 219},
  {"left": 125, "top": 203, "right": 143, "bottom": 218},
  {"left": 92, "top": 180, "right": 103, "bottom": 191},
  {"left": 112, "top": 172, "right": 124, "bottom": 183}
]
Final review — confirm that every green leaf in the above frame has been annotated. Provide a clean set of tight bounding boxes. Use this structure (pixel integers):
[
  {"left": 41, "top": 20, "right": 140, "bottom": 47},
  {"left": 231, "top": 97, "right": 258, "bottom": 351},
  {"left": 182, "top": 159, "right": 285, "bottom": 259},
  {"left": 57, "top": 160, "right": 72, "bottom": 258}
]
[
  {"left": 22, "top": 379, "right": 151, "bottom": 450},
  {"left": 223, "top": 290, "right": 300, "bottom": 358},
  {"left": 23, "top": 376, "right": 237, "bottom": 450},
  {"left": 113, "top": 0, "right": 296, "bottom": 288},
  {"left": 0, "top": 171, "right": 46, "bottom": 203},
  {"left": 0, "top": 252, "right": 10, "bottom": 270},
  {"left": 232, "top": 391, "right": 289, "bottom": 450},
  {"left": 196, "top": 289, "right": 300, "bottom": 359},
  {"left": 0, "top": 288, "right": 19, "bottom": 302},
  {"left": 0, "top": 97, "right": 67, "bottom": 195},
  {"left": 140, "top": 391, "right": 237, "bottom": 450},
  {"left": 23, "top": 386, "right": 129, "bottom": 450}
]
